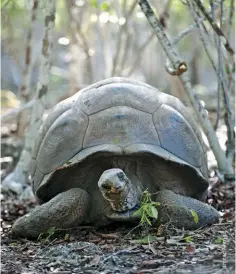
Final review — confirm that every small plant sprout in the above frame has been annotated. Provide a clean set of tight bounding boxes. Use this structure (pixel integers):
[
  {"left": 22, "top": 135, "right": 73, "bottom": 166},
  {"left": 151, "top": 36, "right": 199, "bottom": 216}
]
[
  {"left": 190, "top": 209, "right": 199, "bottom": 224},
  {"left": 133, "top": 190, "right": 160, "bottom": 226},
  {"left": 215, "top": 237, "right": 224, "bottom": 244},
  {"left": 184, "top": 235, "right": 194, "bottom": 243},
  {"left": 38, "top": 227, "right": 57, "bottom": 243}
]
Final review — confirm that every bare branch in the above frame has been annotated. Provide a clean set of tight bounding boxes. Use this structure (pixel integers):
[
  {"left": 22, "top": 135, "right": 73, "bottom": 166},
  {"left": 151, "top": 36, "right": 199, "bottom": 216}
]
[
  {"left": 126, "top": 33, "right": 155, "bottom": 77},
  {"left": 18, "top": 0, "right": 38, "bottom": 102},
  {"left": 138, "top": 1, "right": 187, "bottom": 76},
  {"left": 211, "top": 1, "right": 235, "bottom": 161},
  {"left": 210, "top": 0, "right": 221, "bottom": 130},
  {"left": 138, "top": 0, "right": 234, "bottom": 177},
  {"left": 187, "top": 1, "right": 217, "bottom": 71},
  {"left": 111, "top": 0, "right": 138, "bottom": 76},
  {"left": 1, "top": 99, "right": 35, "bottom": 123},
  {"left": 193, "top": 0, "right": 234, "bottom": 56},
  {"left": 117, "top": 26, "right": 133, "bottom": 75},
  {"left": 226, "top": 0, "right": 234, "bottom": 40},
  {"left": 187, "top": 1, "right": 230, "bottom": 114},
  {"left": 172, "top": 18, "right": 204, "bottom": 46},
  {"left": 67, "top": 3, "right": 94, "bottom": 83}
]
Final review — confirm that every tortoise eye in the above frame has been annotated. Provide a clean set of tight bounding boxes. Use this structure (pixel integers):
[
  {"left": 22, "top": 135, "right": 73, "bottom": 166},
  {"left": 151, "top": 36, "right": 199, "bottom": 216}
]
[
  {"left": 102, "top": 182, "right": 111, "bottom": 190},
  {"left": 117, "top": 172, "right": 125, "bottom": 180}
]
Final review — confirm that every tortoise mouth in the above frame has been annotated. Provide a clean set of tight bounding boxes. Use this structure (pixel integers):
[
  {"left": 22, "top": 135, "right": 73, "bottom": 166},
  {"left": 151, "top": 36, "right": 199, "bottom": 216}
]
[
  {"left": 98, "top": 169, "right": 139, "bottom": 212},
  {"left": 103, "top": 184, "right": 142, "bottom": 212}
]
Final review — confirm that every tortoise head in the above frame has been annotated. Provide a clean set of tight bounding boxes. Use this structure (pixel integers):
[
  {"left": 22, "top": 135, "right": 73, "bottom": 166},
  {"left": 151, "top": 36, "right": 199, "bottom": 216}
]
[{"left": 98, "top": 168, "right": 140, "bottom": 212}]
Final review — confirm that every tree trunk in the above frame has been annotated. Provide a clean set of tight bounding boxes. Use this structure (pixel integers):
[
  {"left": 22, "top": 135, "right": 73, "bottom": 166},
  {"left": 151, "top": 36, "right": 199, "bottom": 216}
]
[{"left": 2, "top": 0, "right": 56, "bottom": 194}]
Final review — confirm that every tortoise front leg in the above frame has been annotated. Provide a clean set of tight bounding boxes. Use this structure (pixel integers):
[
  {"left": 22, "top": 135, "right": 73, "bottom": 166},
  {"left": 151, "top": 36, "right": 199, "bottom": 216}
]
[
  {"left": 155, "top": 190, "right": 220, "bottom": 229},
  {"left": 11, "top": 188, "right": 90, "bottom": 238}
]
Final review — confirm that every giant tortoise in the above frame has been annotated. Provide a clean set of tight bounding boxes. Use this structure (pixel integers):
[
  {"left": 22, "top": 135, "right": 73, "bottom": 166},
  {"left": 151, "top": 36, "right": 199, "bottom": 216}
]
[{"left": 12, "top": 78, "right": 219, "bottom": 238}]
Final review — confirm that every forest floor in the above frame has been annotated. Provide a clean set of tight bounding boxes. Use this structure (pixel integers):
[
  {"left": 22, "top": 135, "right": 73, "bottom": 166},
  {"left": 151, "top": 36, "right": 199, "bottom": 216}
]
[{"left": 1, "top": 123, "right": 235, "bottom": 274}]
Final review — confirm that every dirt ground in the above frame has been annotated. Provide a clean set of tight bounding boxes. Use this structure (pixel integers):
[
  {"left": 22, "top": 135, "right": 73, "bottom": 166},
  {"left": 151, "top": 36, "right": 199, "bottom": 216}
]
[{"left": 1, "top": 180, "right": 235, "bottom": 274}]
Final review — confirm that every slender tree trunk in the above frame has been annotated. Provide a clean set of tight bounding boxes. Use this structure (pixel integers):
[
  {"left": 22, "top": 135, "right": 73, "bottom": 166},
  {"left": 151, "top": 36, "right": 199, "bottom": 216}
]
[
  {"left": 2, "top": 0, "right": 56, "bottom": 194},
  {"left": 16, "top": 0, "right": 39, "bottom": 137}
]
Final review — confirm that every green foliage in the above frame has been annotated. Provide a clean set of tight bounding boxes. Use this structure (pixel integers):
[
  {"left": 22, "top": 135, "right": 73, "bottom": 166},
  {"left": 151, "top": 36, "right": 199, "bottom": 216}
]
[
  {"left": 190, "top": 209, "right": 199, "bottom": 224},
  {"left": 1, "top": 0, "right": 25, "bottom": 10},
  {"left": 1, "top": 0, "right": 26, "bottom": 27},
  {"left": 89, "top": 0, "right": 111, "bottom": 11},
  {"left": 100, "top": 2, "right": 110, "bottom": 11},
  {"left": 183, "top": 235, "right": 194, "bottom": 243},
  {"left": 89, "top": 0, "right": 99, "bottom": 8},
  {"left": 38, "top": 227, "right": 57, "bottom": 243},
  {"left": 133, "top": 190, "right": 160, "bottom": 226},
  {"left": 215, "top": 237, "right": 224, "bottom": 244}
]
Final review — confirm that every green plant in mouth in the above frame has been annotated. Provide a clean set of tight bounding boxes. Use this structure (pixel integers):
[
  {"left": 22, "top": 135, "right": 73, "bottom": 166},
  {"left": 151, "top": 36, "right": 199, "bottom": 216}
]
[{"left": 133, "top": 190, "right": 160, "bottom": 226}]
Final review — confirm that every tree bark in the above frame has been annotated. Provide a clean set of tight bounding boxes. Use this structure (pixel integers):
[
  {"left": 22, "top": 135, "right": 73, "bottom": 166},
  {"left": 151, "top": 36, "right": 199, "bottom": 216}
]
[
  {"left": 2, "top": 0, "right": 56, "bottom": 194},
  {"left": 16, "top": 0, "right": 39, "bottom": 137}
]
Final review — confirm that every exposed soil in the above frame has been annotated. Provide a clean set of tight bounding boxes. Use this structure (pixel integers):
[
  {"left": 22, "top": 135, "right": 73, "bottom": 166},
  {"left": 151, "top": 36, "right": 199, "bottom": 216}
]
[{"left": 1, "top": 181, "right": 235, "bottom": 274}]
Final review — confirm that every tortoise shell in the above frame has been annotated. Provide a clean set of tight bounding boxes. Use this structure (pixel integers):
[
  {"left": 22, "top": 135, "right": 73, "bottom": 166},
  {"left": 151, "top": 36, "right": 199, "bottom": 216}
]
[{"left": 31, "top": 78, "right": 208, "bottom": 201}]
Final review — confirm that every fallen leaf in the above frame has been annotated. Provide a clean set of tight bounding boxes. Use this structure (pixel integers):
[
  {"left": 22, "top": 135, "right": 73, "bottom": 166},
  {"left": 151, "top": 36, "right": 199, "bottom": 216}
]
[
  {"left": 156, "top": 224, "right": 164, "bottom": 236},
  {"left": 89, "top": 255, "right": 100, "bottom": 266}
]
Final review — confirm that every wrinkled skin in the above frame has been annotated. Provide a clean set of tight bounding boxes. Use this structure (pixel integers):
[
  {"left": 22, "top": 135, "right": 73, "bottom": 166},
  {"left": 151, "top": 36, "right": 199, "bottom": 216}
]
[
  {"left": 11, "top": 168, "right": 220, "bottom": 239},
  {"left": 98, "top": 168, "right": 142, "bottom": 212}
]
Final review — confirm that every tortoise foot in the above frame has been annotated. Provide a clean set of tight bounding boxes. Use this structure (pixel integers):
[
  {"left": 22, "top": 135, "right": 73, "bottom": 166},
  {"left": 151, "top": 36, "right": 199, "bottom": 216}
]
[
  {"left": 11, "top": 188, "right": 90, "bottom": 238},
  {"left": 156, "top": 190, "right": 220, "bottom": 229}
]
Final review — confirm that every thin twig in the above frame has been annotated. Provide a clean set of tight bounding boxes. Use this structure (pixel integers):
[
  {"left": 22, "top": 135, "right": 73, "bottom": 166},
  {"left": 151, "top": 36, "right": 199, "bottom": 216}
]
[
  {"left": 111, "top": 0, "right": 137, "bottom": 76},
  {"left": 118, "top": 1, "right": 140, "bottom": 74},
  {"left": 1, "top": 99, "right": 35, "bottom": 122},
  {"left": 226, "top": 0, "right": 234, "bottom": 40},
  {"left": 187, "top": 0, "right": 231, "bottom": 136},
  {"left": 187, "top": 1, "right": 217, "bottom": 71},
  {"left": 126, "top": 33, "right": 155, "bottom": 77},
  {"left": 193, "top": 0, "right": 234, "bottom": 56},
  {"left": 172, "top": 18, "right": 204, "bottom": 46},
  {"left": 117, "top": 26, "right": 133, "bottom": 75},
  {"left": 211, "top": 0, "right": 222, "bottom": 130},
  {"left": 138, "top": 0, "right": 234, "bottom": 177},
  {"left": 67, "top": 3, "right": 93, "bottom": 83}
]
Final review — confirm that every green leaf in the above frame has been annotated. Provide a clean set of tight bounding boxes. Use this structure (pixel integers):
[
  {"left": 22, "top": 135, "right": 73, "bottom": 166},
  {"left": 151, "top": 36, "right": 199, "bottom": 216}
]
[
  {"left": 190, "top": 210, "right": 199, "bottom": 224},
  {"left": 100, "top": 2, "right": 110, "bottom": 11},
  {"left": 184, "top": 236, "right": 193, "bottom": 243},
  {"left": 144, "top": 204, "right": 157, "bottom": 219},
  {"left": 151, "top": 206, "right": 158, "bottom": 219},
  {"left": 113, "top": 138, "right": 119, "bottom": 144},
  {"left": 215, "top": 237, "right": 224, "bottom": 244}
]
